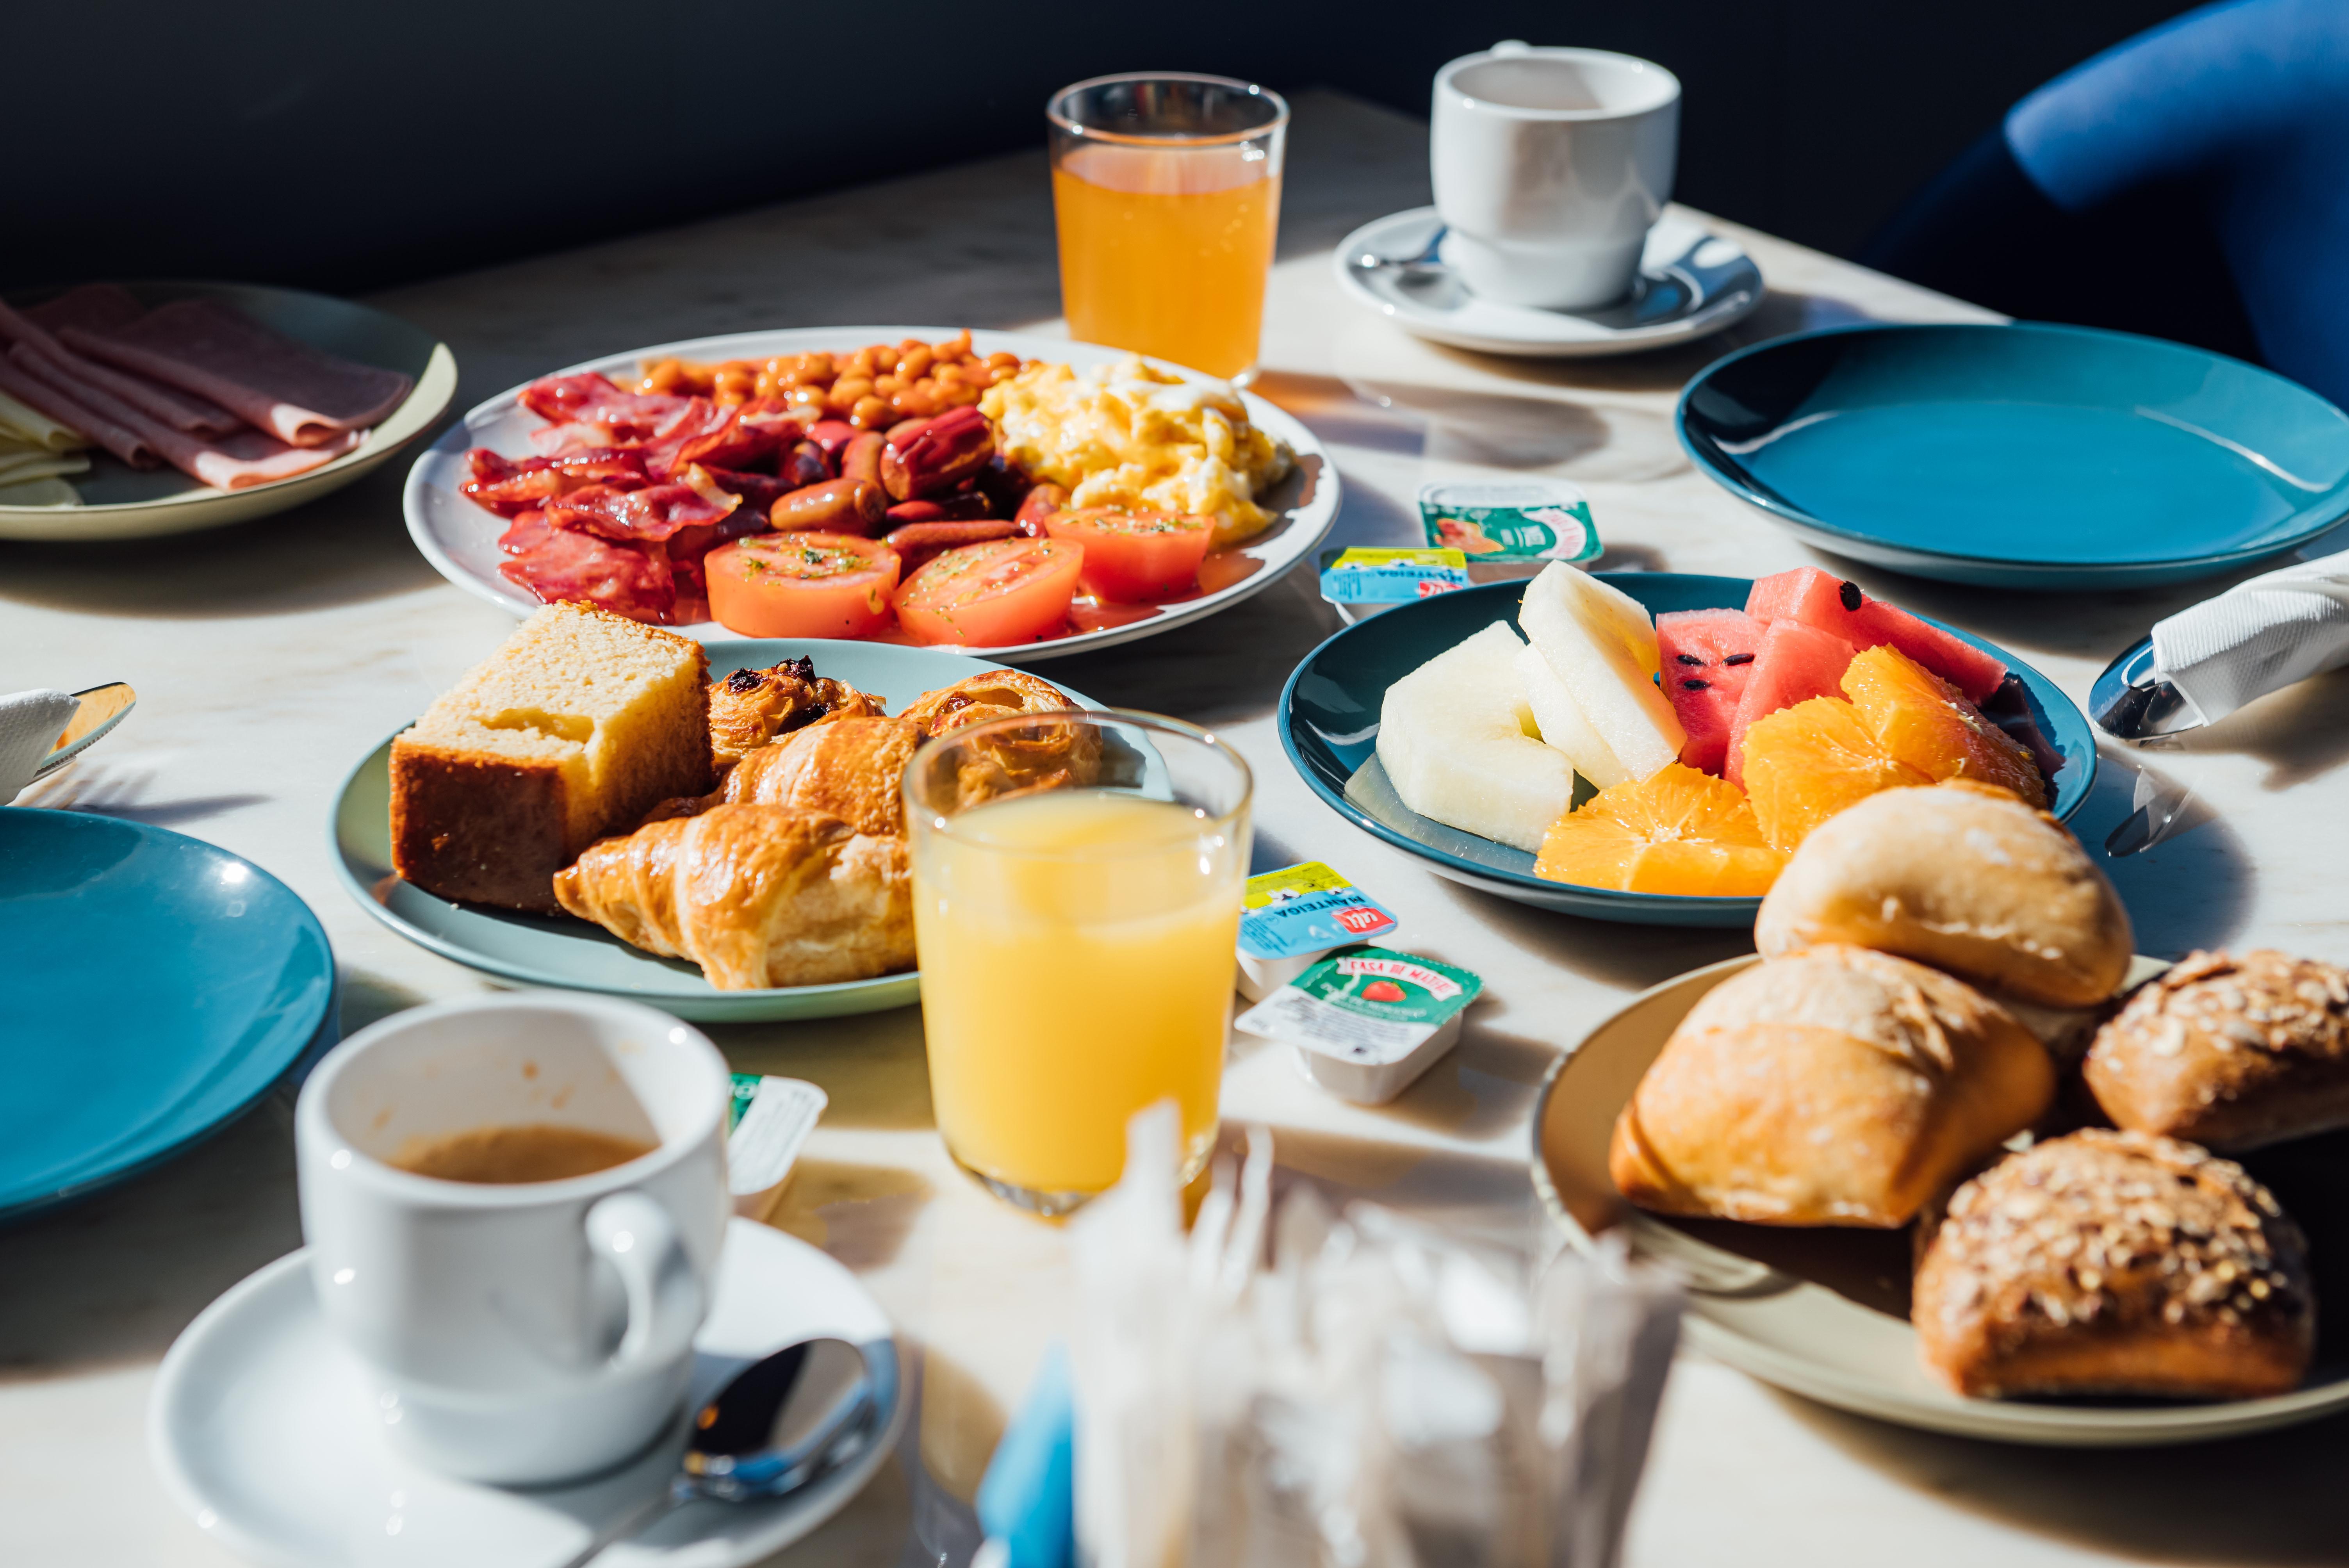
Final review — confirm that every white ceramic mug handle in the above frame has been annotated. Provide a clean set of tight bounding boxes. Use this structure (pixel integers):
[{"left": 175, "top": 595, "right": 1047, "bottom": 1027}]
[{"left": 585, "top": 1191, "right": 702, "bottom": 1374}]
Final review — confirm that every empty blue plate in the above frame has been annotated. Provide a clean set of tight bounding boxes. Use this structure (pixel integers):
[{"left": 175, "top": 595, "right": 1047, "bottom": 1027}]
[
  {"left": 0, "top": 809, "right": 337, "bottom": 1220},
  {"left": 1279, "top": 576, "right": 2096, "bottom": 927},
  {"left": 1678, "top": 323, "right": 2349, "bottom": 589}
]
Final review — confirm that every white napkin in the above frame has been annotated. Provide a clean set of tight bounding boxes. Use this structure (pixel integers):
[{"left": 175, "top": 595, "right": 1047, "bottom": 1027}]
[
  {"left": 0, "top": 689, "right": 77, "bottom": 804},
  {"left": 2153, "top": 547, "right": 2349, "bottom": 727}
]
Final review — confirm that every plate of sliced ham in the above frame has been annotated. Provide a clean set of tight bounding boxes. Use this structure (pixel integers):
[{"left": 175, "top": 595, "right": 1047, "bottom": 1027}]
[
  {"left": 401, "top": 326, "right": 1336, "bottom": 662},
  {"left": 0, "top": 281, "right": 454, "bottom": 541}
]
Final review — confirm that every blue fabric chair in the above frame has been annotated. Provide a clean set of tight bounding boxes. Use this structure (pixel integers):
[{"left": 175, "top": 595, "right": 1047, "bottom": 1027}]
[{"left": 1861, "top": 0, "right": 2349, "bottom": 408}]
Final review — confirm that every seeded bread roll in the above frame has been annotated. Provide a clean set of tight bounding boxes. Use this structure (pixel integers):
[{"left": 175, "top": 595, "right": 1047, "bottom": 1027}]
[
  {"left": 1608, "top": 946, "right": 2055, "bottom": 1228},
  {"left": 2084, "top": 950, "right": 2349, "bottom": 1151},
  {"left": 1913, "top": 1129, "right": 2314, "bottom": 1400},
  {"left": 1756, "top": 781, "right": 2133, "bottom": 1007}
]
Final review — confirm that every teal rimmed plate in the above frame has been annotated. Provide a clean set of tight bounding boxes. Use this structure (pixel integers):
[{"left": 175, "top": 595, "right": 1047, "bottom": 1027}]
[
  {"left": 331, "top": 640, "right": 1101, "bottom": 1022},
  {"left": 1278, "top": 575, "right": 2094, "bottom": 927},
  {"left": 1, "top": 808, "right": 337, "bottom": 1219},
  {"left": 1677, "top": 323, "right": 2349, "bottom": 590}
]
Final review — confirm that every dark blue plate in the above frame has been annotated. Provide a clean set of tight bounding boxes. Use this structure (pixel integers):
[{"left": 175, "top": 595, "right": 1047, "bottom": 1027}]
[
  {"left": 1678, "top": 323, "right": 2349, "bottom": 590},
  {"left": 1279, "top": 576, "right": 2096, "bottom": 927},
  {"left": 0, "top": 809, "right": 337, "bottom": 1220}
]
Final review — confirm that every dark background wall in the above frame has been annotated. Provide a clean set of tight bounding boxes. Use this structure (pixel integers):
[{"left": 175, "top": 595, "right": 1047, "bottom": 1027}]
[{"left": 9, "top": 0, "right": 2201, "bottom": 294}]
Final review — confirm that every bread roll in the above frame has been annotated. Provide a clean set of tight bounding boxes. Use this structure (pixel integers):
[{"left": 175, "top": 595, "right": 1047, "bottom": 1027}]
[
  {"left": 1608, "top": 946, "right": 2054, "bottom": 1227},
  {"left": 1755, "top": 781, "right": 2132, "bottom": 1007},
  {"left": 1913, "top": 1129, "right": 2314, "bottom": 1400},
  {"left": 2084, "top": 949, "right": 2349, "bottom": 1150}
]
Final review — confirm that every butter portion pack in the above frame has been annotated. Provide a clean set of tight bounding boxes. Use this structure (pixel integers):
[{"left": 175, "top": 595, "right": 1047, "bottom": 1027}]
[{"left": 1236, "top": 861, "right": 1399, "bottom": 1001}]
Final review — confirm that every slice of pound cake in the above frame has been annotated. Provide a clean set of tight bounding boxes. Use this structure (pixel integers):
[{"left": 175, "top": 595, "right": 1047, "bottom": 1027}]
[{"left": 391, "top": 603, "right": 712, "bottom": 911}]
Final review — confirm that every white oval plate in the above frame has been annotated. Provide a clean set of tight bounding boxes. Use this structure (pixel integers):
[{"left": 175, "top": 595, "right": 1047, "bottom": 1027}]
[
  {"left": 1335, "top": 208, "right": 1763, "bottom": 358},
  {"left": 150, "top": 1219, "right": 902, "bottom": 1568},
  {"left": 0, "top": 281, "right": 456, "bottom": 542},
  {"left": 403, "top": 326, "right": 1338, "bottom": 663},
  {"left": 1532, "top": 955, "right": 2349, "bottom": 1446}
]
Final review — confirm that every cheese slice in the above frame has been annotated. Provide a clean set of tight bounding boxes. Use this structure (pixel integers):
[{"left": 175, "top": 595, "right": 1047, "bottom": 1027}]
[
  {"left": 0, "top": 448, "right": 89, "bottom": 484},
  {"left": 0, "top": 475, "right": 82, "bottom": 508},
  {"left": 0, "top": 388, "right": 87, "bottom": 451}
]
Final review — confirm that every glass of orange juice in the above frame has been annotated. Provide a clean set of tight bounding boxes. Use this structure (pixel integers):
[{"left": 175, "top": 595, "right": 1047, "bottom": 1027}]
[
  {"left": 1047, "top": 73, "right": 1289, "bottom": 383},
  {"left": 904, "top": 709, "right": 1251, "bottom": 1215}
]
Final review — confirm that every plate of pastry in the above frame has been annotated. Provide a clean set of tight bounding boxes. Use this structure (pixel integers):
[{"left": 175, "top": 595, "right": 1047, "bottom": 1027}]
[
  {"left": 1534, "top": 783, "right": 2349, "bottom": 1444},
  {"left": 0, "top": 281, "right": 455, "bottom": 541},
  {"left": 330, "top": 604, "right": 1103, "bottom": 1021},
  {"left": 1281, "top": 566, "right": 2093, "bottom": 927},
  {"left": 402, "top": 326, "right": 1337, "bottom": 660}
]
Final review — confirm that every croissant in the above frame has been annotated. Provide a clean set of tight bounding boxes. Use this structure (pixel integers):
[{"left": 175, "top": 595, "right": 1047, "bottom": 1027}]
[
  {"left": 900, "top": 669, "right": 1075, "bottom": 736},
  {"left": 720, "top": 716, "right": 921, "bottom": 836},
  {"left": 552, "top": 803, "right": 912, "bottom": 989},
  {"left": 899, "top": 670, "right": 1101, "bottom": 809}
]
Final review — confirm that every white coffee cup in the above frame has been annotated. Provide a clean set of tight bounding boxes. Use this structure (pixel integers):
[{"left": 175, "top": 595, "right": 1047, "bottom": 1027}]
[
  {"left": 1431, "top": 42, "right": 1681, "bottom": 310},
  {"left": 294, "top": 994, "right": 732, "bottom": 1485}
]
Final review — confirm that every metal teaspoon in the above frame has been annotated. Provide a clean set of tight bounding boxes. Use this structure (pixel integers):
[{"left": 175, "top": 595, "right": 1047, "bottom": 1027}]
[{"left": 556, "top": 1335, "right": 895, "bottom": 1568}]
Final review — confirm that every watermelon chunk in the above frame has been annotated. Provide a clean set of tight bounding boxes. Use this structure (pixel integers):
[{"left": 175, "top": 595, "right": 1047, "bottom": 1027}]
[
  {"left": 1656, "top": 608, "right": 1762, "bottom": 775},
  {"left": 1725, "top": 618, "right": 1859, "bottom": 789},
  {"left": 1745, "top": 567, "right": 2007, "bottom": 703}
]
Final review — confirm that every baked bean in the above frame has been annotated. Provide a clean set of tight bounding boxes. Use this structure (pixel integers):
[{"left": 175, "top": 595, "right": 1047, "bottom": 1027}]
[
  {"left": 874, "top": 346, "right": 900, "bottom": 372},
  {"left": 849, "top": 395, "right": 889, "bottom": 428},
  {"left": 831, "top": 376, "right": 874, "bottom": 408},
  {"left": 899, "top": 346, "right": 933, "bottom": 381},
  {"left": 934, "top": 331, "right": 974, "bottom": 362},
  {"left": 770, "top": 477, "right": 888, "bottom": 535}
]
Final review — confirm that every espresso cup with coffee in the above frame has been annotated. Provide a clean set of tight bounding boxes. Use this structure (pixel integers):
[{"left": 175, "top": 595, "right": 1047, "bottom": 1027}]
[
  {"left": 294, "top": 994, "right": 731, "bottom": 1485},
  {"left": 1432, "top": 42, "right": 1681, "bottom": 310}
]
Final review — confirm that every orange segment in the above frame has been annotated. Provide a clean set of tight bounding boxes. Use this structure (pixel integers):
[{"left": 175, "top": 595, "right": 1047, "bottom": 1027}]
[
  {"left": 1841, "top": 645, "right": 2046, "bottom": 807},
  {"left": 1536, "top": 763, "right": 1786, "bottom": 896},
  {"left": 1740, "top": 697, "right": 1932, "bottom": 853}
]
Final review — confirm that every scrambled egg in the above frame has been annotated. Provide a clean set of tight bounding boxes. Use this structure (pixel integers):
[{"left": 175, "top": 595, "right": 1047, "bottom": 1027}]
[{"left": 982, "top": 357, "right": 1294, "bottom": 549}]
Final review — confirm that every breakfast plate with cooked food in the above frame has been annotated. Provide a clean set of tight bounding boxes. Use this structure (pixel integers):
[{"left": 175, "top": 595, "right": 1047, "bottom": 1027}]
[
  {"left": 1533, "top": 787, "right": 2349, "bottom": 1444},
  {"left": 1281, "top": 569, "right": 2096, "bottom": 926},
  {"left": 402, "top": 326, "right": 1335, "bottom": 659},
  {"left": 330, "top": 606, "right": 1103, "bottom": 1020}
]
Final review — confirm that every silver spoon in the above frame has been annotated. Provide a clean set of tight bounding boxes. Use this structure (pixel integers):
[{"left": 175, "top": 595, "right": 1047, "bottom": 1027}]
[
  {"left": 1348, "top": 223, "right": 1450, "bottom": 279},
  {"left": 556, "top": 1335, "right": 895, "bottom": 1568}
]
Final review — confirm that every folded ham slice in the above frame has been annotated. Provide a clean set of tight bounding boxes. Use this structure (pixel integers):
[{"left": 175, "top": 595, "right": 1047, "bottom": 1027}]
[
  {"left": 0, "top": 301, "right": 242, "bottom": 438},
  {"left": 0, "top": 354, "right": 156, "bottom": 468},
  {"left": 62, "top": 299, "right": 413, "bottom": 448},
  {"left": 25, "top": 283, "right": 144, "bottom": 337},
  {"left": 8, "top": 346, "right": 358, "bottom": 489}
]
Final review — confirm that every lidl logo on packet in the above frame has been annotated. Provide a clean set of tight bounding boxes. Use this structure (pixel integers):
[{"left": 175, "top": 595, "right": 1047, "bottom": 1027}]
[
  {"left": 1239, "top": 861, "right": 1399, "bottom": 959},
  {"left": 1318, "top": 546, "right": 1470, "bottom": 605}
]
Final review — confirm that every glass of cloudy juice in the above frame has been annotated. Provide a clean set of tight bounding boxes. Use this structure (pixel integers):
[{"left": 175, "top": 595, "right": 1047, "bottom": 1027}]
[
  {"left": 904, "top": 709, "right": 1251, "bottom": 1215},
  {"left": 1048, "top": 73, "right": 1288, "bottom": 383}
]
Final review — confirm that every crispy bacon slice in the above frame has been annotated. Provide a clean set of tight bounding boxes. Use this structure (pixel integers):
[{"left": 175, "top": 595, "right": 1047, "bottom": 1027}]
[
  {"left": 463, "top": 447, "right": 650, "bottom": 516},
  {"left": 545, "top": 481, "right": 738, "bottom": 543},
  {"left": 517, "top": 373, "right": 692, "bottom": 437},
  {"left": 499, "top": 517, "right": 676, "bottom": 623}
]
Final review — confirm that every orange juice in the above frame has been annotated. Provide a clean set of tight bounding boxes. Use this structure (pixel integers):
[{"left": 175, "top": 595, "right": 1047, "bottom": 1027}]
[
  {"left": 1052, "top": 143, "right": 1281, "bottom": 381},
  {"left": 911, "top": 788, "right": 1244, "bottom": 1201}
]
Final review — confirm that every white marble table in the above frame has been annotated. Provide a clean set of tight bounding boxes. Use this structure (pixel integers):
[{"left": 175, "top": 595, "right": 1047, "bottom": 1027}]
[{"left": 6, "top": 91, "right": 2349, "bottom": 1568}]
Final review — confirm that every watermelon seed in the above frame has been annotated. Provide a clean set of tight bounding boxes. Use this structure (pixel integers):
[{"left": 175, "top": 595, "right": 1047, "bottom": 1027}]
[
  {"left": 1681, "top": 678, "right": 1709, "bottom": 690},
  {"left": 1838, "top": 579, "right": 1862, "bottom": 611},
  {"left": 1723, "top": 652, "right": 1756, "bottom": 665},
  {"left": 1675, "top": 654, "right": 1704, "bottom": 665}
]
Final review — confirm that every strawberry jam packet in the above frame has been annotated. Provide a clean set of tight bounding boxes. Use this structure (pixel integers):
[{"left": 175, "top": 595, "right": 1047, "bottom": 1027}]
[{"left": 1234, "top": 947, "right": 1483, "bottom": 1105}]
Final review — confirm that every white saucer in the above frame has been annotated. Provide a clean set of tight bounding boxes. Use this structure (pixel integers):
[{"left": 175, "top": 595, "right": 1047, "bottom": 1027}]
[
  {"left": 149, "top": 1219, "right": 902, "bottom": 1568},
  {"left": 1334, "top": 207, "right": 1763, "bottom": 358}
]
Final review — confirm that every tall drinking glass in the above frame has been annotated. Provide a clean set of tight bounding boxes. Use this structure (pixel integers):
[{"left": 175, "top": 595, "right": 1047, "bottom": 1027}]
[
  {"left": 904, "top": 711, "right": 1251, "bottom": 1215},
  {"left": 1048, "top": 73, "right": 1289, "bottom": 383}
]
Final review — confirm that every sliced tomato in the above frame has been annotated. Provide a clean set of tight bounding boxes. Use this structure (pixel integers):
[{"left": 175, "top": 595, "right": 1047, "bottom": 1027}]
[
  {"left": 895, "top": 538, "right": 1084, "bottom": 647},
  {"left": 704, "top": 532, "right": 900, "bottom": 638},
  {"left": 1042, "top": 509, "right": 1214, "bottom": 602}
]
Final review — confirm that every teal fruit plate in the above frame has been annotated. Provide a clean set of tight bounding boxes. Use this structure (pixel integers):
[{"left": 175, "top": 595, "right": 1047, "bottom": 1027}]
[
  {"left": 1678, "top": 323, "right": 2349, "bottom": 590},
  {"left": 0, "top": 809, "right": 337, "bottom": 1219},
  {"left": 331, "top": 639, "right": 1101, "bottom": 1023},
  {"left": 1278, "top": 575, "right": 2095, "bottom": 927}
]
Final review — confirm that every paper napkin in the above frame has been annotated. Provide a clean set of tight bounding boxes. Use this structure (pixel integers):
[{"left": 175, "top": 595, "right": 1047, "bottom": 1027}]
[
  {"left": 0, "top": 689, "right": 77, "bottom": 804},
  {"left": 2154, "top": 548, "right": 2349, "bottom": 727}
]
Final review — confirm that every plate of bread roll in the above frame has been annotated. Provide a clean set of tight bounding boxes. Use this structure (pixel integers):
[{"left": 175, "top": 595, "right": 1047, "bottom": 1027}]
[
  {"left": 330, "top": 602, "right": 1101, "bottom": 1020},
  {"left": 1534, "top": 781, "right": 2349, "bottom": 1443}
]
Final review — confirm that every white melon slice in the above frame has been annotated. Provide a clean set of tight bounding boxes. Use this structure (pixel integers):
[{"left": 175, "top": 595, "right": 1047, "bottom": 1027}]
[
  {"left": 1518, "top": 564, "right": 1685, "bottom": 781},
  {"left": 1377, "top": 622, "right": 1577, "bottom": 852},
  {"left": 1512, "top": 643, "right": 1630, "bottom": 788}
]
